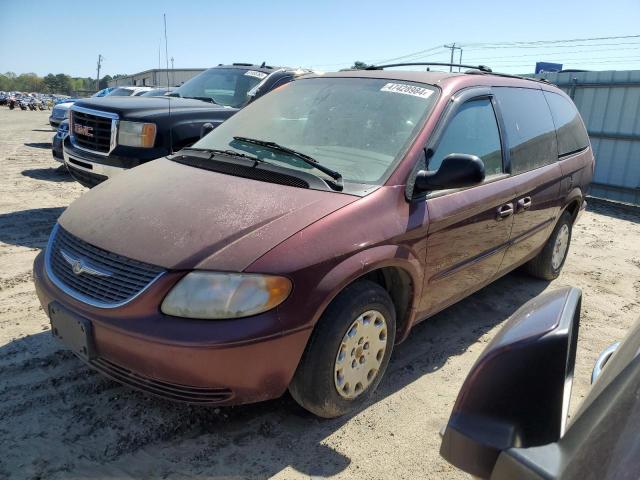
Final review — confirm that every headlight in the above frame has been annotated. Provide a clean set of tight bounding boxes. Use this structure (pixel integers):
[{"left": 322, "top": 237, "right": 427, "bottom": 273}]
[
  {"left": 161, "top": 272, "right": 292, "bottom": 319},
  {"left": 63, "top": 109, "right": 70, "bottom": 118},
  {"left": 118, "top": 120, "right": 156, "bottom": 148}
]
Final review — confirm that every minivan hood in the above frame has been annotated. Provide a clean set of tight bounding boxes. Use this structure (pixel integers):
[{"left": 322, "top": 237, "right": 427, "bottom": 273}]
[{"left": 58, "top": 158, "right": 357, "bottom": 271}]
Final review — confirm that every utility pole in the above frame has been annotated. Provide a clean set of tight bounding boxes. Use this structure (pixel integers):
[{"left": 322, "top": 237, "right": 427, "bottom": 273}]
[
  {"left": 444, "top": 43, "right": 462, "bottom": 72},
  {"left": 96, "top": 54, "right": 103, "bottom": 91},
  {"left": 171, "top": 57, "right": 174, "bottom": 86}
]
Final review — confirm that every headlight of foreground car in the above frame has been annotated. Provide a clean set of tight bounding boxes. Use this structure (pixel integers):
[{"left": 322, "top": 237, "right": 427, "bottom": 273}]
[
  {"left": 118, "top": 120, "right": 157, "bottom": 148},
  {"left": 161, "top": 272, "right": 292, "bottom": 319}
]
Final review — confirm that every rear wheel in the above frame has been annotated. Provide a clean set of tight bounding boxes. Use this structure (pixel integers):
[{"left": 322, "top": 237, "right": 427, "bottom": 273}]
[
  {"left": 289, "top": 280, "right": 396, "bottom": 418},
  {"left": 525, "top": 211, "right": 573, "bottom": 280}
]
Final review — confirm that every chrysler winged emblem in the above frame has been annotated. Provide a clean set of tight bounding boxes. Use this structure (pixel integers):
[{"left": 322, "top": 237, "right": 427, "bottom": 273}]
[{"left": 60, "top": 249, "right": 112, "bottom": 277}]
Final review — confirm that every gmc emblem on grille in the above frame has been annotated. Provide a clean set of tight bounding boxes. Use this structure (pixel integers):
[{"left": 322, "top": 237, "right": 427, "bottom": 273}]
[{"left": 73, "top": 124, "right": 94, "bottom": 137}]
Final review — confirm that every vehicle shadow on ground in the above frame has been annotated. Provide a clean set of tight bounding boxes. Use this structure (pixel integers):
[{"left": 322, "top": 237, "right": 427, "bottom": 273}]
[
  {"left": 0, "top": 207, "right": 64, "bottom": 249},
  {"left": 32, "top": 128, "right": 55, "bottom": 132},
  {"left": 587, "top": 198, "right": 640, "bottom": 224},
  {"left": 24, "top": 142, "right": 52, "bottom": 149},
  {"left": 21, "top": 166, "right": 73, "bottom": 183},
  {"left": 0, "top": 270, "right": 549, "bottom": 479}
]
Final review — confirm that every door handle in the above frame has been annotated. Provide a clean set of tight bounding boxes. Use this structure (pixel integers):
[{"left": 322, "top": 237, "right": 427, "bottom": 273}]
[
  {"left": 496, "top": 203, "right": 514, "bottom": 220},
  {"left": 517, "top": 196, "right": 532, "bottom": 212}
]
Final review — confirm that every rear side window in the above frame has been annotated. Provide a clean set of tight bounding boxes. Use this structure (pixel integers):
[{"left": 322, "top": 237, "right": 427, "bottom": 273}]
[
  {"left": 494, "top": 87, "right": 557, "bottom": 174},
  {"left": 428, "top": 98, "right": 503, "bottom": 177},
  {"left": 543, "top": 91, "right": 589, "bottom": 156}
]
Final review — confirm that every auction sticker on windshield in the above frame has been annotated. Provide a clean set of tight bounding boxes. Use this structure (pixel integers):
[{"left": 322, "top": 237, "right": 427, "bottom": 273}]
[
  {"left": 380, "top": 83, "right": 433, "bottom": 99},
  {"left": 245, "top": 70, "right": 268, "bottom": 79}
]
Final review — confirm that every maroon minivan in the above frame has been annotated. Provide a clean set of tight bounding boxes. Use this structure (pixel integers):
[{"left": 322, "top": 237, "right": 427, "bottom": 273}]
[{"left": 34, "top": 66, "right": 593, "bottom": 417}]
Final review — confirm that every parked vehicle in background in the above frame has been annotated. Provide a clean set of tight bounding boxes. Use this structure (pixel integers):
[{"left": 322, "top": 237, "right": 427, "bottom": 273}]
[
  {"left": 49, "top": 88, "right": 116, "bottom": 127},
  {"left": 49, "top": 100, "right": 75, "bottom": 128},
  {"left": 440, "top": 287, "right": 640, "bottom": 479},
  {"left": 106, "top": 86, "right": 156, "bottom": 96},
  {"left": 140, "top": 87, "right": 175, "bottom": 97},
  {"left": 62, "top": 63, "right": 311, "bottom": 187},
  {"left": 35, "top": 64, "right": 593, "bottom": 417}
]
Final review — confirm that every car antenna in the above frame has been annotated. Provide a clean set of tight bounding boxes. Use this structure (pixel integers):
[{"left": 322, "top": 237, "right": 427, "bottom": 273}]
[
  {"left": 260, "top": 61, "right": 266, "bottom": 68},
  {"left": 164, "top": 13, "right": 173, "bottom": 153}
]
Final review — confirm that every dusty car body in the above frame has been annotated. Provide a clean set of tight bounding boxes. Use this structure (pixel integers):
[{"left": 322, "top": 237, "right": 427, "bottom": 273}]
[
  {"left": 440, "top": 287, "right": 640, "bottom": 479},
  {"left": 34, "top": 67, "right": 594, "bottom": 417}
]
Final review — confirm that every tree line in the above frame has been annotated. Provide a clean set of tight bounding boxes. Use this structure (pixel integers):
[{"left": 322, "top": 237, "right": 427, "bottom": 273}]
[{"left": 0, "top": 72, "right": 128, "bottom": 95}]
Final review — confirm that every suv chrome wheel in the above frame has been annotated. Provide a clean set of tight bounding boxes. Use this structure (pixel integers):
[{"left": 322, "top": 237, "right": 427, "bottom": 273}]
[
  {"left": 552, "top": 223, "right": 570, "bottom": 270},
  {"left": 334, "top": 310, "right": 388, "bottom": 399}
]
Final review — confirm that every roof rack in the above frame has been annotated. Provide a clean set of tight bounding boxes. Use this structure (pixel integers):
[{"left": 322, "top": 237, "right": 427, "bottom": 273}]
[
  {"left": 466, "top": 69, "right": 551, "bottom": 84},
  {"left": 365, "top": 62, "right": 492, "bottom": 72}
]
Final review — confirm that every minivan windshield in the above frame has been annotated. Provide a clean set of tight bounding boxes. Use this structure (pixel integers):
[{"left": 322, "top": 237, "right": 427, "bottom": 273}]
[
  {"left": 170, "top": 68, "right": 266, "bottom": 108},
  {"left": 191, "top": 77, "right": 437, "bottom": 193}
]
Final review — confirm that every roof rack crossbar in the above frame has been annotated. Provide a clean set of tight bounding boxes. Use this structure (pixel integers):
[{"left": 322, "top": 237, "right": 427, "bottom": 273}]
[{"left": 365, "top": 62, "right": 492, "bottom": 72}]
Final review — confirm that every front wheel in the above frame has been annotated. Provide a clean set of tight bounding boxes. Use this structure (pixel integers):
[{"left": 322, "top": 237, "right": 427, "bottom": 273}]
[
  {"left": 524, "top": 211, "right": 573, "bottom": 280},
  {"left": 289, "top": 280, "right": 396, "bottom": 418}
]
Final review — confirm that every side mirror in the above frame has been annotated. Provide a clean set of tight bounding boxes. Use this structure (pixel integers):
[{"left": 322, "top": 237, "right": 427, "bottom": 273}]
[
  {"left": 440, "top": 287, "right": 582, "bottom": 478},
  {"left": 200, "top": 122, "right": 215, "bottom": 138},
  {"left": 415, "top": 153, "right": 485, "bottom": 192}
]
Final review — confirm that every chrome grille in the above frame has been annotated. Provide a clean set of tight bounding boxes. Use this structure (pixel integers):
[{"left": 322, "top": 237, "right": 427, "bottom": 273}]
[
  {"left": 70, "top": 107, "right": 116, "bottom": 154},
  {"left": 46, "top": 224, "right": 164, "bottom": 307}
]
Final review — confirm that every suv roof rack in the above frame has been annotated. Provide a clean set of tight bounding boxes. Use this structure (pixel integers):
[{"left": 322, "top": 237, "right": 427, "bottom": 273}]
[{"left": 365, "top": 62, "right": 493, "bottom": 72}]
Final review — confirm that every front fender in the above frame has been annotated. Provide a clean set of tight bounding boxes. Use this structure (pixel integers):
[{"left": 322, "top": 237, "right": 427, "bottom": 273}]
[{"left": 307, "top": 245, "right": 423, "bottom": 342}]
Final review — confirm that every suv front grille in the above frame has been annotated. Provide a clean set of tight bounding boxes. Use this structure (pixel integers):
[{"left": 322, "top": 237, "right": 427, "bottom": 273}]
[
  {"left": 71, "top": 109, "right": 115, "bottom": 154},
  {"left": 46, "top": 224, "right": 164, "bottom": 307}
]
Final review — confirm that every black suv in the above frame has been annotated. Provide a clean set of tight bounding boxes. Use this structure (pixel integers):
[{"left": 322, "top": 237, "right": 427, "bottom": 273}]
[{"left": 63, "top": 63, "right": 309, "bottom": 187}]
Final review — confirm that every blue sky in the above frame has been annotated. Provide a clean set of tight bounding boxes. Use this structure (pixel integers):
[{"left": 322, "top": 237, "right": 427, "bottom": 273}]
[{"left": 1, "top": 0, "right": 639, "bottom": 77}]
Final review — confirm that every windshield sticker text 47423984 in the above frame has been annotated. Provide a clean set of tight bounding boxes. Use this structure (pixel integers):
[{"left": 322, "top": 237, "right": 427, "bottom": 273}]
[
  {"left": 380, "top": 83, "right": 433, "bottom": 99},
  {"left": 245, "top": 70, "right": 268, "bottom": 80}
]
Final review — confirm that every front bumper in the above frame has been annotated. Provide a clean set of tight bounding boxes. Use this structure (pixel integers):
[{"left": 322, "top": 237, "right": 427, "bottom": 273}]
[
  {"left": 33, "top": 251, "right": 311, "bottom": 405},
  {"left": 63, "top": 138, "right": 128, "bottom": 186},
  {"left": 49, "top": 117, "right": 63, "bottom": 128},
  {"left": 52, "top": 133, "right": 65, "bottom": 163}
]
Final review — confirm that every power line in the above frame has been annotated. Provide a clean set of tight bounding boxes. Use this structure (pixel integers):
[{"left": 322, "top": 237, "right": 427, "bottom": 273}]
[
  {"left": 461, "top": 34, "right": 640, "bottom": 48},
  {"left": 371, "top": 46, "right": 444, "bottom": 66},
  {"left": 308, "top": 34, "right": 640, "bottom": 70},
  {"left": 484, "top": 57, "right": 640, "bottom": 68},
  {"left": 465, "top": 41, "right": 640, "bottom": 51},
  {"left": 462, "top": 45, "right": 640, "bottom": 61}
]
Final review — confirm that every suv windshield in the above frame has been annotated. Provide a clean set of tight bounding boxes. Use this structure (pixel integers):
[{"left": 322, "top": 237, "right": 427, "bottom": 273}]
[
  {"left": 171, "top": 68, "right": 267, "bottom": 108},
  {"left": 191, "top": 77, "right": 437, "bottom": 193}
]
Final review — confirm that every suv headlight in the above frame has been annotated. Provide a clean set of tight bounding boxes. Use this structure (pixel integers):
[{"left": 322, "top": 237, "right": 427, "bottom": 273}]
[
  {"left": 161, "top": 272, "right": 292, "bottom": 319},
  {"left": 118, "top": 120, "right": 157, "bottom": 148}
]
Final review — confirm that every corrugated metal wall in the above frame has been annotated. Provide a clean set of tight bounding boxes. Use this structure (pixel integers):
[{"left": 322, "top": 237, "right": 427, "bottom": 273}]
[{"left": 536, "top": 70, "right": 640, "bottom": 205}]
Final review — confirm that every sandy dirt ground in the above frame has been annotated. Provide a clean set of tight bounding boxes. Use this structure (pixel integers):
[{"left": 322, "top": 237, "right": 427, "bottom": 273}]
[{"left": 1, "top": 108, "right": 639, "bottom": 480}]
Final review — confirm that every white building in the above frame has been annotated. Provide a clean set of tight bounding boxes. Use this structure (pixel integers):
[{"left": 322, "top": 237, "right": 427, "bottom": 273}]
[{"left": 108, "top": 68, "right": 206, "bottom": 88}]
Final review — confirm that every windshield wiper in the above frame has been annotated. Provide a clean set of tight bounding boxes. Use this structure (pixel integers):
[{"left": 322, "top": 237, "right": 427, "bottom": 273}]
[
  {"left": 180, "top": 147, "right": 261, "bottom": 162},
  {"left": 232, "top": 136, "right": 343, "bottom": 188}
]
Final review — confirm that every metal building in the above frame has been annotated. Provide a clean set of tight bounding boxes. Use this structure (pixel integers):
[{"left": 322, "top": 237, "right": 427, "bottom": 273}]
[
  {"left": 108, "top": 68, "right": 206, "bottom": 88},
  {"left": 535, "top": 70, "right": 640, "bottom": 205}
]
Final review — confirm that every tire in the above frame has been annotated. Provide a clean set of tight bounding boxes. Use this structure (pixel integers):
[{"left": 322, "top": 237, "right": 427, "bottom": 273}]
[
  {"left": 289, "top": 280, "right": 396, "bottom": 418},
  {"left": 524, "top": 211, "right": 573, "bottom": 280}
]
